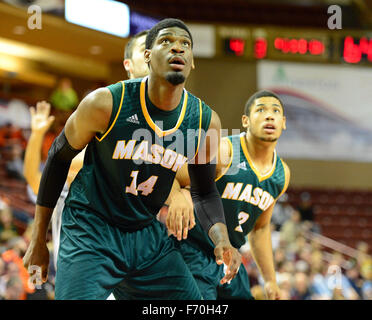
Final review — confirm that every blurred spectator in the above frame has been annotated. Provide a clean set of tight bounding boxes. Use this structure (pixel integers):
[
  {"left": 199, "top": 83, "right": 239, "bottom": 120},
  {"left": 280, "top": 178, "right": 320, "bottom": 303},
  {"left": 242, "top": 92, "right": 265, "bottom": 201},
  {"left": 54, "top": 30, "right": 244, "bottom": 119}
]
[
  {"left": 3, "top": 276, "right": 24, "bottom": 300},
  {"left": 280, "top": 210, "right": 302, "bottom": 244},
  {"left": 297, "top": 192, "right": 322, "bottom": 234},
  {"left": 0, "top": 122, "right": 27, "bottom": 155},
  {"left": 2, "top": 99, "right": 31, "bottom": 131},
  {"left": 309, "top": 250, "right": 324, "bottom": 275},
  {"left": 0, "top": 205, "right": 18, "bottom": 244},
  {"left": 5, "top": 142, "right": 24, "bottom": 180},
  {"left": 1, "top": 237, "right": 35, "bottom": 299},
  {"left": 50, "top": 78, "right": 78, "bottom": 112},
  {"left": 297, "top": 192, "right": 314, "bottom": 222},
  {"left": 0, "top": 258, "right": 6, "bottom": 299},
  {"left": 345, "top": 262, "right": 364, "bottom": 298},
  {"left": 362, "top": 281, "right": 372, "bottom": 300},
  {"left": 0, "top": 121, "right": 27, "bottom": 181},
  {"left": 291, "top": 272, "right": 312, "bottom": 300},
  {"left": 310, "top": 264, "right": 332, "bottom": 300},
  {"left": 0, "top": 122, "right": 27, "bottom": 148},
  {"left": 295, "top": 260, "right": 310, "bottom": 274},
  {"left": 356, "top": 242, "right": 372, "bottom": 273},
  {"left": 270, "top": 223, "right": 281, "bottom": 251},
  {"left": 50, "top": 78, "right": 79, "bottom": 135},
  {"left": 276, "top": 272, "right": 293, "bottom": 300},
  {"left": 271, "top": 193, "right": 295, "bottom": 231}
]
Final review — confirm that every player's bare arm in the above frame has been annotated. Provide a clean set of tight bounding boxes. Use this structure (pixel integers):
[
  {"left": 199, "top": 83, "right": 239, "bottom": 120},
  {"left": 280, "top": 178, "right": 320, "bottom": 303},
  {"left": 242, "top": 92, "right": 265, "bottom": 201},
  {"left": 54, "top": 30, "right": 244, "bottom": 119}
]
[
  {"left": 188, "top": 110, "right": 241, "bottom": 284},
  {"left": 23, "top": 101, "right": 55, "bottom": 194},
  {"left": 248, "top": 161, "right": 290, "bottom": 300},
  {"left": 23, "top": 88, "right": 113, "bottom": 282}
]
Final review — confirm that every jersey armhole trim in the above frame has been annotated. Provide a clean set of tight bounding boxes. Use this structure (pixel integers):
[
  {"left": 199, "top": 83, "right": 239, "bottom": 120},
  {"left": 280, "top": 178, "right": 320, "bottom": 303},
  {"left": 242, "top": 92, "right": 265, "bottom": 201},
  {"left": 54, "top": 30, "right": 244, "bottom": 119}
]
[
  {"left": 215, "top": 137, "right": 233, "bottom": 182},
  {"left": 95, "top": 81, "right": 125, "bottom": 142},
  {"left": 188, "top": 98, "right": 203, "bottom": 162},
  {"left": 276, "top": 158, "right": 289, "bottom": 200}
]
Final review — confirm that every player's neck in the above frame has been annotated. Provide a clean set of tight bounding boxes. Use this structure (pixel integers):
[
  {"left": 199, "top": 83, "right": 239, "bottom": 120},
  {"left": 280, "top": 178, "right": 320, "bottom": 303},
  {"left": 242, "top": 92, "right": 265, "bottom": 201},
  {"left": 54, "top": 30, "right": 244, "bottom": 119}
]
[
  {"left": 147, "top": 74, "right": 185, "bottom": 111},
  {"left": 245, "top": 132, "right": 276, "bottom": 169}
]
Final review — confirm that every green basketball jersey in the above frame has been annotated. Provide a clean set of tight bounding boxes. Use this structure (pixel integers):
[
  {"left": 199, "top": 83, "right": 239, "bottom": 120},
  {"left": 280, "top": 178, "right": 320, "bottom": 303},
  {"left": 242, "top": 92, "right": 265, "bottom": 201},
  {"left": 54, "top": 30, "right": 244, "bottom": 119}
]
[
  {"left": 65, "top": 77, "right": 212, "bottom": 231},
  {"left": 185, "top": 132, "right": 287, "bottom": 254}
]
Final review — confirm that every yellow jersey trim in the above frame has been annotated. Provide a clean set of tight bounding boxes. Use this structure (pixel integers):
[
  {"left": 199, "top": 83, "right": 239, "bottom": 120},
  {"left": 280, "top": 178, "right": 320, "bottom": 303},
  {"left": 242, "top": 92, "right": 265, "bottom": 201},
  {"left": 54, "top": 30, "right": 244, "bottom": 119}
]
[
  {"left": 188, "top": 98, "right": 203, "bottom": 162},
  {"left": 276, "top": 158, "right": 289, "bottom": 200},
  {"left": 215, "top": 137, "right": 233, "bottom": 182},
  {"left": 140, "top": 76, "right": 188, "bottom": 137},
  {"left": 240, "top": 133, "right": 277, "bottom": 182},
  {"left": 95, "top": 81, "right": 125, "bottom": 142}
]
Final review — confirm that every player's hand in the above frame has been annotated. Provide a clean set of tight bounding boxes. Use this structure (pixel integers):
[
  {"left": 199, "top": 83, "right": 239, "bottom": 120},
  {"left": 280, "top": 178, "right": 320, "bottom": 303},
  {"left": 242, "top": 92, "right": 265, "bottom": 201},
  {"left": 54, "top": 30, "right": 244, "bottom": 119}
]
[
  {"left": 30, "top": 101, "right": 55, "bottom": 135},
  {"left": 214, "top": 242, "right": 241, "bottom": 284},
  {"left": 166, "top": 191, "right": 195, "bottom": 241},
  {"left": 264, "top": 281, "right": 281, "bottom": 300},
  {"left": 23, "top": 240, "right": 50, "bottom": 284}
]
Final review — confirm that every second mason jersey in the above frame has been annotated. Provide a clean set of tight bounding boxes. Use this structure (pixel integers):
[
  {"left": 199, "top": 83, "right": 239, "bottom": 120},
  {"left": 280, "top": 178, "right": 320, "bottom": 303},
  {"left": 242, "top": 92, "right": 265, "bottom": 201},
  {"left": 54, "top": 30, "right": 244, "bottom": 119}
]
[
  {"left": 64, "top": 76, "right": 212, "bottom": 231},
  {"left": 186, "top": 132, "right": 287, "bottom": 254}
]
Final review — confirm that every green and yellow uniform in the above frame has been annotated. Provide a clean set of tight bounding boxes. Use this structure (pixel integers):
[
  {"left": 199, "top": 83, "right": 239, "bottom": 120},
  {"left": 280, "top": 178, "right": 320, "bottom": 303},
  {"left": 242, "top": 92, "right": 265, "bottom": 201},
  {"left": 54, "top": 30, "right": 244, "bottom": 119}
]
[
  {"left": 177, "top": 133, "right": 287, "bottom": 299},
  {"left": 55, "top": 77, "right": 212, "bottom": 299}
]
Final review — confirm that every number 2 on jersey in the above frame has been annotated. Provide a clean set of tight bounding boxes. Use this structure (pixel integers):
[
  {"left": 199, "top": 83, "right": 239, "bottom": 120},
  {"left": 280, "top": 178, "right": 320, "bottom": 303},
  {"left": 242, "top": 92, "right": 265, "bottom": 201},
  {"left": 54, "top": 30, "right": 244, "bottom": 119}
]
[
  {"left": 126, "top": 170, "right": 158, "bottom": 196},
  {"left": 234, "top": 211, "right": 250, "bottom": 232}
]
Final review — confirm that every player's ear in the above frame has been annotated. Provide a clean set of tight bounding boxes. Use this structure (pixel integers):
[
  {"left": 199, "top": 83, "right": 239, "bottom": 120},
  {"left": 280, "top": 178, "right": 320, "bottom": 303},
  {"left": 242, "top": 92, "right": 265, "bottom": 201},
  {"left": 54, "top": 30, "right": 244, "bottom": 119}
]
[
  {"left": 144, "top": 49, "right": 151, "bottom": 64},
  {"left": 191, "top": 57, "right": 195, "bottom": 70},
  {"left": 123, "top": 59, "right": 131, "bottom": 73},
  {"left": 242, "top": 114, "right": 250, "bottom": 129},
  {"left": 282, "top": 116, "right": 287, "bottom": 130}
]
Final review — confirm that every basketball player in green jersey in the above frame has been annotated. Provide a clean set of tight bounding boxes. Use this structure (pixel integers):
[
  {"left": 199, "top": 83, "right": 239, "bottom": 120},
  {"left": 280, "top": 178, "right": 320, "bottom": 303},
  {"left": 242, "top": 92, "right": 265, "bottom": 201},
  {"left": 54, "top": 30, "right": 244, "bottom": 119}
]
[
  {"left": 125, "top": 29, "right": 196, "bottom": 241},
  {"left": 23, "top": 30, "right": 153, "bottom": 272},
  {"left": 161, "top": 90, "right": 290, "bottom": 300},
  {"left": 23, "top": 18, "right": 241, "bottom": 300}
]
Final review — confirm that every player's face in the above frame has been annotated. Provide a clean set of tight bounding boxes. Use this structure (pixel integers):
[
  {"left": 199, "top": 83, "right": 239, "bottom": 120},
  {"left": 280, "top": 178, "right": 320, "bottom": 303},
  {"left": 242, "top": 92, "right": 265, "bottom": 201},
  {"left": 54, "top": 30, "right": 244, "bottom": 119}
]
[
  {"left": 125, "top": 35, "right": 149, "bottom": 79},
  {"left": 242, "top": 97, "right": 286, "bottom": 142},
  {"left": 145, "top": 27, "right": 194, "bottom": 85}
]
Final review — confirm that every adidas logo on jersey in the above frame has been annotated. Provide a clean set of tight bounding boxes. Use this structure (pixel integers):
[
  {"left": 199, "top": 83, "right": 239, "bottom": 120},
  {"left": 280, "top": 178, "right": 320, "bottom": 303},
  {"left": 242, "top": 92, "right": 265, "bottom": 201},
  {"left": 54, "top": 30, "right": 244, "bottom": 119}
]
[
  {"left": 237, "top": 162, "right": 247, "bottom": 170},
  {"left": 126, "top": 114, "right": 140, "bottom": 124}
]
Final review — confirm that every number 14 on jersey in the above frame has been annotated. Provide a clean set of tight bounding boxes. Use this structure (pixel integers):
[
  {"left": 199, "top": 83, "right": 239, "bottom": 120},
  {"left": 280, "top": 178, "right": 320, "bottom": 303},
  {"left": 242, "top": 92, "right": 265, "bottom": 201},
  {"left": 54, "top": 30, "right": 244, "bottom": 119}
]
[{"left": 126, "top": 170, "right": 158, "bottom": 196}]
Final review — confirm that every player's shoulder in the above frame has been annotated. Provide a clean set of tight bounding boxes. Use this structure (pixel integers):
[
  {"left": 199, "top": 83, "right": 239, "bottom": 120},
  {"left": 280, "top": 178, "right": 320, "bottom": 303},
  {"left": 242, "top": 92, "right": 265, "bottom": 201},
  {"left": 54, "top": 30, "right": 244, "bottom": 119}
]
[
  {"left": 107, "top": 77, "right": 142, "bottom": 91},
  {"left": 77, "top": 87, "right": 113, "bottom": 129},
  {"left": 279, "top": 157, "right": 290, "bottom": 175},
  {"left": 185, "top": 90, "right": 211, "bottom": 111},
  {"left": 82, "top": 87, "right": 112, "bottom": 112},
  {"left": 223, "top": 133, "right": 243, "bottom": 150},
  {"left": 106, "top": 78, "right": 142, "bottom": 90},
  {"left": 278, "top": 157, "right": 291, "bottom": 188},
  {"left": 123, "top": 77, "right": 143, "bottom": 85}
]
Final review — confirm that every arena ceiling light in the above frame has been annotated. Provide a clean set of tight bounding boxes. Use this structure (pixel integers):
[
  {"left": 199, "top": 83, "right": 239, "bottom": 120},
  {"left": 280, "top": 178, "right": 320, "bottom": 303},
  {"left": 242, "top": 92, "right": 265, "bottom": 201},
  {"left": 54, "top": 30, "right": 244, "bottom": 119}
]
[
  {"left": 0, "top": 38, "right": 110, "bottom": 80},
  {"left": 65, "top": 0, "right": 130, "bottom": 38}
]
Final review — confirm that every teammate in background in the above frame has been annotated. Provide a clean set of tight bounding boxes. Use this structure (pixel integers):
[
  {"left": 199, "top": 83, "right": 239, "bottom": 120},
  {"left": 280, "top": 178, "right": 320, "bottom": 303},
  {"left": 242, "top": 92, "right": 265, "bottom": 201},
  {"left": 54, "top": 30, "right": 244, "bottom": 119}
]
[
  {"left": 123, "top": 30, "right": 149, "bottom": 80},
  {"left": 162, "top": 90, "right": 290, "bottom": 300},
  {"left": 23, "top": 18, "right": 240, "bottom": 300},
  {"left": 23, "top": 31, "right": 152, "bottom": 272}
]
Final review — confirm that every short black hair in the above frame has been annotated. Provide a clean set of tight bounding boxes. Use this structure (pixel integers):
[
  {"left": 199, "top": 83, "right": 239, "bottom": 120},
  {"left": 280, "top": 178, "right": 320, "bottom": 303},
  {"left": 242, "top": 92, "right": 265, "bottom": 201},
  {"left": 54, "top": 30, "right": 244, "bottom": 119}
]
[
  {"left": 244, "top": 90, "right": 284, "bottom": 115},
  {"left": 145, "top": 18, "right": 193, "bottom": 50},
  {"left": 124, "top": 30, "right": 149, "bottom": 60}
]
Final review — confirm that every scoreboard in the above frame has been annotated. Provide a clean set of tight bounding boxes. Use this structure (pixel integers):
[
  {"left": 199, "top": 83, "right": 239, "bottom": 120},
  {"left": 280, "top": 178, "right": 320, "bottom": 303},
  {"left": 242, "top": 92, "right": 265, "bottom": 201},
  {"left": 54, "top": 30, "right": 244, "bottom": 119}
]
[{"left": 212, "top": 24, "right": 372, "bottom": 66}]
